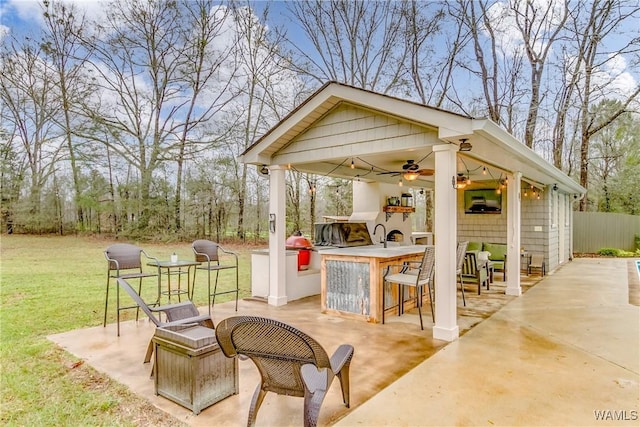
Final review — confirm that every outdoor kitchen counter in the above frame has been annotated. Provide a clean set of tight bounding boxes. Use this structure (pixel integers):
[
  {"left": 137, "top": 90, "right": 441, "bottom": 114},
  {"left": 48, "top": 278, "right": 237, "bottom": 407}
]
[{"left": 320, "top": 244, "right": 429, "bottom": 323}]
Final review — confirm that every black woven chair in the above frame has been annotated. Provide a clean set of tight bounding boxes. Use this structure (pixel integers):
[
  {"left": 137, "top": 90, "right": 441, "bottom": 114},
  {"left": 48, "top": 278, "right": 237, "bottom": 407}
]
[
  {"left": 215, "top": 316, "right": 354, "bottom": 427},
  {"left": 192, "top": 240, "right": 239, "bottom": 314},
  {"left": 116, "top": 278, "right": 214, "bottom": 364},
  {"left": 104, "top": 243, "right": 160, "bottom": 336}
]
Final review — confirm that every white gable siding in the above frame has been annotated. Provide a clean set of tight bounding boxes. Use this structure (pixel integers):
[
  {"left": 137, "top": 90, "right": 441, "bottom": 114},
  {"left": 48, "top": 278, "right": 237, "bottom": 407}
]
[{"left": 274, "top": 104, "right": 439, "bottom": 164}]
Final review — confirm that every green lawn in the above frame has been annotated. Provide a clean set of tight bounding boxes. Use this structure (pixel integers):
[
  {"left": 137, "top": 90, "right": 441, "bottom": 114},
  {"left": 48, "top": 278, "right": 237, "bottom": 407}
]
[{"left": 0, "top": 234, "right": 255, "bottom": 426}]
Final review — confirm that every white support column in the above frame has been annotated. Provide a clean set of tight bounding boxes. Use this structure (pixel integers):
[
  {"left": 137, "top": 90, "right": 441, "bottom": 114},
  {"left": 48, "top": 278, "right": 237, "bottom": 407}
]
[
  {"left": 432, "top": 144, "right": 459, "bottom": 342},
  {"left": 268, "top": 165, "right": 288, "bottom": 306},
  {"left": 506, "top": 171, "right": 522, "bottom": 296}
]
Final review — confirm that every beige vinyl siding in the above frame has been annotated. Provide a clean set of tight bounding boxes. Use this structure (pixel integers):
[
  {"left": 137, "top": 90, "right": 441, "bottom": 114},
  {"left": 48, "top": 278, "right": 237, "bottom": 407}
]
[
  {"left": 573, "top": 212, "right": 640, "bottom": 253},
  {"left": 275, "top": 103, "right": 438, "bottom": 163}
]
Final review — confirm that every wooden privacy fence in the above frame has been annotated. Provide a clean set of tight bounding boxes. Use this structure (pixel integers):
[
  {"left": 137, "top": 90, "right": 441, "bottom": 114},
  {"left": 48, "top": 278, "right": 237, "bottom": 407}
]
[{"left": 573, "top": 212, "right": 640, "bottom": 253}]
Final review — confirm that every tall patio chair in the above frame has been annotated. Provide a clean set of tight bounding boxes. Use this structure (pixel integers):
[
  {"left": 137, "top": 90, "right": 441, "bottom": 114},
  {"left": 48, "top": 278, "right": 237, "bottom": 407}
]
[
  {"left": 456, "top": 241, "right": 469, "bottom": 306},
  {"left": 192, "top": 240, "right": 239, "bottom": 315},
  {"left": 382, "top": 246, "right": 435, "bottom": 330},
  {"left": 104, "top": 243, "right": 160, "bottom": 336},
  {"left": 215, "top": 316, "right": 354, "bottom": 427},
  {"left": 528, "top": 253, "right": 546, "bottom": 276},
  {"left": 116, "top": 278, "right": 214, "bottom": 364}
]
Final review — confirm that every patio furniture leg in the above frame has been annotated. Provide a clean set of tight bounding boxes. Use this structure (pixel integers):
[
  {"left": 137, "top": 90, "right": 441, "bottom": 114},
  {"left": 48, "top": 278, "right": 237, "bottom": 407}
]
[
  {"left": 103, "top": 277, "right": 110, "bottom": 327},
  {"left": 427, "top": 280, "right": 435, "bottom": 322},
  {"left": 247, "top": 385, "right": 267, "bottom": 427}
]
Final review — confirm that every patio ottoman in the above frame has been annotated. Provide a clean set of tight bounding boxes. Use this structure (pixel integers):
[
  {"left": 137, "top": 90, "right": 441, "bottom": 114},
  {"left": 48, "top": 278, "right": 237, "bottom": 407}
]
[{"left": 152, "top": 325, "right": 238, "bottom": 414}]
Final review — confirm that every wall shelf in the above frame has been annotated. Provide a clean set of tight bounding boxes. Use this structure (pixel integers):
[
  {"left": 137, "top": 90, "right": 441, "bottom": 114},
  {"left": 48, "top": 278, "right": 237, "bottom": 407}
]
[{"left": 383, "top": 206, "right": 415, "bottom": 222}]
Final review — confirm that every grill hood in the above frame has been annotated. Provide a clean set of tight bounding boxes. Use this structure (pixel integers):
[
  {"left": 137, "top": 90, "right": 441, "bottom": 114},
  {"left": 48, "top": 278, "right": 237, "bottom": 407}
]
[{"left": 314, "top": 222, "right": 373, "bottom": 247}]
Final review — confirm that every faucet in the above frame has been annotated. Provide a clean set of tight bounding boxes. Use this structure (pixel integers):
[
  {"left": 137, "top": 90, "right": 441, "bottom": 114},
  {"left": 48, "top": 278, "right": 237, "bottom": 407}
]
[{"left": 373, "top": 223, "right": 387, "bottom": 248}]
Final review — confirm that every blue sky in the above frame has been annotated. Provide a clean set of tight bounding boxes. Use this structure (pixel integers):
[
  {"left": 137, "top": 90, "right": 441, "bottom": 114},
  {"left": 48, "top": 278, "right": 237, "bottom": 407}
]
[{"left": 2, "top": 0, "right": 638, "bottom": 106}]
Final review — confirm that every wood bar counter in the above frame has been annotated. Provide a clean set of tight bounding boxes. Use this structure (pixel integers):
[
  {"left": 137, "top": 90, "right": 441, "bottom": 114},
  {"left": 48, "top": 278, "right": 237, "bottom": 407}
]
[{"left": 320, "top": 245, "right": 429, "bottom": 323}]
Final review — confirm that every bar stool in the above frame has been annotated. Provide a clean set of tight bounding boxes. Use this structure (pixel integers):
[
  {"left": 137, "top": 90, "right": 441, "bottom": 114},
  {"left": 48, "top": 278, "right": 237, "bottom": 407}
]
[
  {"left": 382, "top": 246, "right": 435, "bottom": 330},
  {"left": 192, "top": 240, "right": 239, "bottom": 315},
  {"left": 103, "top": 243, "right": 160, "bottom": 336}
]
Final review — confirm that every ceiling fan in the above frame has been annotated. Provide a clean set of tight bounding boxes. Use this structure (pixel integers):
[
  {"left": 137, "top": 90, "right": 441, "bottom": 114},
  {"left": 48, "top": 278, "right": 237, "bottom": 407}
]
[{"left": 377, "top": 160, "right": 434, "bottom": 181}]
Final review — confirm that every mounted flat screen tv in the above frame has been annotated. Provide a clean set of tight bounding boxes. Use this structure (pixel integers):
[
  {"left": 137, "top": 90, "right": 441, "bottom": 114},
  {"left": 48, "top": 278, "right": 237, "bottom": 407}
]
[{"left": 464, "top": 189, "right": 502, "bottom": 214}]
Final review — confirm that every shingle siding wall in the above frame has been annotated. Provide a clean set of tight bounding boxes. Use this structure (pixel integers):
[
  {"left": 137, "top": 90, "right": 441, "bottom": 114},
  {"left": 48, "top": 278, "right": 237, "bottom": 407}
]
[
  {"left": 457, "top": 187, "right": 507, "bottom": 244},
  {"left": 458, "top": 185, "right": 570, "bottom": 273}
]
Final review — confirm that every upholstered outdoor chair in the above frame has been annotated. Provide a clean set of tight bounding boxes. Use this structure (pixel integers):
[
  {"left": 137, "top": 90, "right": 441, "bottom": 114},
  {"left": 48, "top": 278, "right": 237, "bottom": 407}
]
[
  {"left": 215, "top": 316, "right": 354, "bottom": 427},
  {"left": 104, "top": 243, "right": 160, "bottom": 336},
  {"left": 382, "top": 246, "right": 436, "bottom": 330},
  {"left": 192, "top": 240, "right": 239, "bottom": 314},
  {"left": 116, "top": 277, "right": 214, "bottom": 364}
]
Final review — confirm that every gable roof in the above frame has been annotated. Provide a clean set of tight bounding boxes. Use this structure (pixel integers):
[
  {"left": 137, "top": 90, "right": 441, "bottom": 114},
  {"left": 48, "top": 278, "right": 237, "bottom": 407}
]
[{"left": 241, "top": 82, "right": 585, "bottom": 195}]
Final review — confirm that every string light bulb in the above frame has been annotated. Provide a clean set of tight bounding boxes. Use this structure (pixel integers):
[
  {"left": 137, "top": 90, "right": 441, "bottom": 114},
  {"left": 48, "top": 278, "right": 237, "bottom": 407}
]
[
  {"left": 482, "top": 166, "right": 487, "bottom": 175},
  {"left": 350, "top": 158, "right": 355, "bottom": 169}
]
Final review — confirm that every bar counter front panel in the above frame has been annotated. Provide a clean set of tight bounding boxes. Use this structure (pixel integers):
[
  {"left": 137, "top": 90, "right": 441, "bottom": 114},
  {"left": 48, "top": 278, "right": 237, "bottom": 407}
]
[{"left": 320, "top": 245, "right": 429, "bottom": 323}]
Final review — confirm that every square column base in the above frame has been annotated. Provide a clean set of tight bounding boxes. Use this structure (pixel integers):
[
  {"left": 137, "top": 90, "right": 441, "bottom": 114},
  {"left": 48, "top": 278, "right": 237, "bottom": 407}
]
[
  {"left": 506, "top": 286, "right": 522, "bottom": 296},
  {"left": 433, "top": 325, "right": 459, "bottom": 342},
  {"left": 268, "top": 295, "right": 288, "bottom": 306}
]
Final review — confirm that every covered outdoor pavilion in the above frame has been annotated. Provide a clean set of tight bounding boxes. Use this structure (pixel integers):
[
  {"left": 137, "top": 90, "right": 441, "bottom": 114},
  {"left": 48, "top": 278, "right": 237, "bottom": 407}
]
[{"left": 240, "top": 82, "right": 586, "bottom": 342}]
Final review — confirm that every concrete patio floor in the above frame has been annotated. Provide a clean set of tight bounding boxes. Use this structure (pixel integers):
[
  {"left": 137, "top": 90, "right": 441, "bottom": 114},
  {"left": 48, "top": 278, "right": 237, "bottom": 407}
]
[{"left": 48, "top": 258, "right": 639, "bottom": 426}]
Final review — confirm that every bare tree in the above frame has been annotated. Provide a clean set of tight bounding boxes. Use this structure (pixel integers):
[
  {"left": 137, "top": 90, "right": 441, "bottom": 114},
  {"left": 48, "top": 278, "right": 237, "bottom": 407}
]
[
  {"left": 0, "top": 36, "right": 64, "bottom": 231},
  {"left": 77, "top": 0, "right": 238, "bottom": 231},
  {"left": 227, "top": 1, "right": 302, "bottom": 239},
  {"left": 41, "top": 0, "right": 95, "bottom": 230},
  {"left": 512, "top": 0, "right": 569, "bottom": 148},
  {"left": 284, "top": 0, "right": 409, "bottom": 93},
  {"left": 401, "top": 1, "right": 446, "bottom": 104},
  {"left": 566, "top": 0, "right": 640, "bottom": 210},
  {"left": 450, "top": 0, "right": 529, "bottom": 131},
  {"left": 171, "top": 0, "right": 237, "bottom": 231}
]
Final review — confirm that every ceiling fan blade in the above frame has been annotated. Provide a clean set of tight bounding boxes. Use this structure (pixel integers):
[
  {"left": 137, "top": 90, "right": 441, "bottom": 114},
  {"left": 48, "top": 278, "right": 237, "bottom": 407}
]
[
  {"left": 377, "top": 171, "right": 400, "bottom": 176},
  {"left": 417, "top": 169, "right": 435, "bottom": 176}
]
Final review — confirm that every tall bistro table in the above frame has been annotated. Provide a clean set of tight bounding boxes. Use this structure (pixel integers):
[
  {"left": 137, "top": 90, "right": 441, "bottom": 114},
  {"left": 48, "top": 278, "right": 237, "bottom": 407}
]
[{"left": 148, "top": 259, "right": 201, "bottom": 303}]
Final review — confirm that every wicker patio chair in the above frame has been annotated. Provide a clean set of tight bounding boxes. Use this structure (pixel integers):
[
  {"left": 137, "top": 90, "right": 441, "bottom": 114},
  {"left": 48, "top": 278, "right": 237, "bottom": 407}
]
[
  {"left": 104, "top": 243, "right": 160, "bottom": 336},
  {"left": 192, "top": 240, "right": 239, "bottom": 314},
  {"left": 382, "top": 246, "right": 436, "bottom": 330},
  {"left": 116, "top": 278, "right": 214, "bottom": 364},
  {"left": 215, "top": 316, "right": 354, "bottom": 427}
]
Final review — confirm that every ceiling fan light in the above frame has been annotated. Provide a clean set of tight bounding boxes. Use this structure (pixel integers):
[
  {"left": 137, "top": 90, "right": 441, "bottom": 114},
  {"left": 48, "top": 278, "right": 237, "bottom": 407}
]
[{"left": 403, "top": 171, "right": 420, "bottom": 181}]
